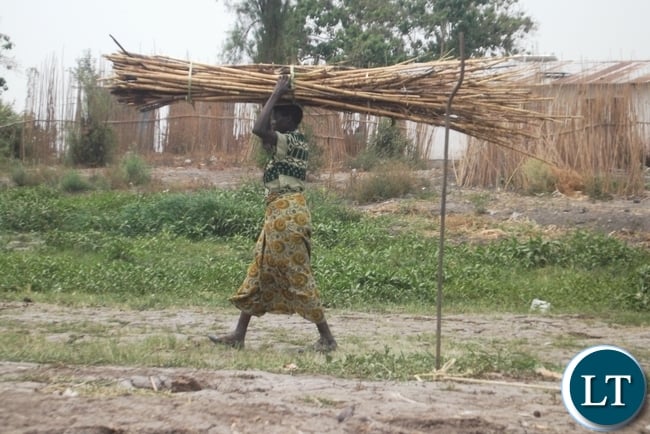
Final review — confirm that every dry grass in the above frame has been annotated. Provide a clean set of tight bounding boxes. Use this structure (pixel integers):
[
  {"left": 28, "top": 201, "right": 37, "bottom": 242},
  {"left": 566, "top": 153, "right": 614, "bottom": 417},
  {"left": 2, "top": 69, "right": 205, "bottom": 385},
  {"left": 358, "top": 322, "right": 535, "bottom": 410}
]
[{"left": 458, "top": 84, "right": 648, "bottom": 196}]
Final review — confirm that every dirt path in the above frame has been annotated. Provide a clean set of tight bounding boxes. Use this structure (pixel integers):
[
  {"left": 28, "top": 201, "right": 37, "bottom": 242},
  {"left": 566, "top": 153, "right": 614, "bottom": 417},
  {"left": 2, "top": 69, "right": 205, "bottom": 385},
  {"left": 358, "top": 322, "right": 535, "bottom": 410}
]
[
  {"left": 1, "top": 303, "right": 649, "bottom": 433},
  {"left": 1, "top": 166, "right": 649, "bottom": 433}
]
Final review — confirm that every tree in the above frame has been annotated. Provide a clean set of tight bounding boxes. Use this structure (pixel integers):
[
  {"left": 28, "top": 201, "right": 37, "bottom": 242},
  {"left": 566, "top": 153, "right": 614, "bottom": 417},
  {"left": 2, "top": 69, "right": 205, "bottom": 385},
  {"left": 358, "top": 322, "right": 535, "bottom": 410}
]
[
  {"left": 0, "top": 32, "right": 20, "bottom": 160},
  {"left": 300, "top": 0, "right": 536, "bottom": 66},
  {"left": 66, "top": 52, "right": 116, "bottom": 167},
  {"left": 0, "top": 100, "right": 21, "bottom": 160},
  {"left": 220, "top": 0, "right": 536, "bottom": 66},
  {"left": 406, "top": 0, "right": 537, "bottom": 59},
  {"left": 0, "top": 32, "right": 15, "bottom": 94},
  {"left": 221, "top": 0, "right": 310, "bottom": 63}
]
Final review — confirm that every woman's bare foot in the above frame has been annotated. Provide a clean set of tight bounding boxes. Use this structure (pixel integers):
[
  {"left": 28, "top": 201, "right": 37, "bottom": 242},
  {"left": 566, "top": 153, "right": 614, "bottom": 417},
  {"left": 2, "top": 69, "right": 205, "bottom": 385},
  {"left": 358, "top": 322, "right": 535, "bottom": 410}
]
[
  {"left": 209, "top": 312, "right": 251, "bottom": 349},
  {"left": 311, "top": 337, "right": 338, "bottom": 353},
  {"left": 314, "top": 320, "right": 337, "bottom": 352},
  {"left": 207, "top": 334, "right": 245, "bottom": 349}
]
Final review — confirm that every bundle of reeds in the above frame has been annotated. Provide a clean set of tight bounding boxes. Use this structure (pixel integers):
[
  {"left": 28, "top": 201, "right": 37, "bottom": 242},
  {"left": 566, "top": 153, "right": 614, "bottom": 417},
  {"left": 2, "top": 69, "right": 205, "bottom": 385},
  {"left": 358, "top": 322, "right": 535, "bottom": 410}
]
[{"left": 104, "top": 52, "right": 550, "bottom": 145}]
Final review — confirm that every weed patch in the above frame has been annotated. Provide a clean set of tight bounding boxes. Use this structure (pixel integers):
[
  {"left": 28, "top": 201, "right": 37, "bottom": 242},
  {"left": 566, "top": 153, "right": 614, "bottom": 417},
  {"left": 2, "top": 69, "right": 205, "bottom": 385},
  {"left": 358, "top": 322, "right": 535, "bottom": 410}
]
[
  {"left": 345, "top": 162, "right": 431, "bottom": 204},
  {"left": 0, "top": 185, "right": 648, "bottom": 316}
]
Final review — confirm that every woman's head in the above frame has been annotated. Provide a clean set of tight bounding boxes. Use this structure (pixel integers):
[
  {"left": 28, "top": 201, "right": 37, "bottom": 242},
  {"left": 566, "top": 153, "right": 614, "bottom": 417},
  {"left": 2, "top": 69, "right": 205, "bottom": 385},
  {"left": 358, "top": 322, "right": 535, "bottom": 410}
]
[{"left": 272, "top": 103, "right": 303, "bottom": 132}]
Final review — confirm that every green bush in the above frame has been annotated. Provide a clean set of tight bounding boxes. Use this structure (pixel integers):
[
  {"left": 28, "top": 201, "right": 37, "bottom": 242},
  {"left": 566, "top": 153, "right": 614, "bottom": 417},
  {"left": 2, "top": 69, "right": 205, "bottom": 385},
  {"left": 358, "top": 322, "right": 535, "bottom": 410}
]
[
  {"left": 66, "top": 122, "right": 116, "bottom": 167},
  {"left": 469, "top": 231, "right": 640, "bottom": 270},
  {"left": 10, "top": 164, "right": 62, "bottom": 188},
  {"left": 119, "top": 153, "right": 151, "bottom": 186},
  {"left": 10, "top": 164, "right": 32, "bottom": 186},
  {"left": 519, "top": 158, "right": 557, "bottom": 194},
  {"left": 66, "top": 52, "right": 116, "bottom": 167},
  {"left": 584, "top": 176, "right": 615, "bottom": 200},
  {"left": 468, "top": 192, "right": 491, "bottom": 215},
  {"left": 60, "top": 170, "right": 92, "bottom": 193},
  {"left": 370, "top": 118, "right": 414, "bottom": 159},
  {"left": 0, "top": 101, "right": 21, "bottom": 161},
  {"left": 0, "top": 185, "right": 265, "bottom": 238},
  {"left": 636, "top": 265, "right": 650, "bottom": 308},
  {"left": 348, "top": 118, "right": 418, "bottom": 171},
  {"left": 0, "top": 186, "right": 64, "bottom": 231},
  {"left": 345, "top": 162, "right": 429, "bottom": 204},
  {"left": 308, "top": 188, "right": 361, "bottom": 225},
  {"left": 347, "top": 148, "right": 382, "bottom": 171},
  {"left": 116, "top": 187, "right": 264, "bottom": 239}
]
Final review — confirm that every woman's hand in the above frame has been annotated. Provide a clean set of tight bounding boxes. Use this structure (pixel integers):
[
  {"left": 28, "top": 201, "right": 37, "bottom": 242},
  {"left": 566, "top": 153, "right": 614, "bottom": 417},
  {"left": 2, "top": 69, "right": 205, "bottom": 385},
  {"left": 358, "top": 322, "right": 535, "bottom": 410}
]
[
  {"left": 252, "top": 75, "right": 292, "bottom": 148},
  {"left": 272, "top": 75, "right": 291, "bottom": 96}
]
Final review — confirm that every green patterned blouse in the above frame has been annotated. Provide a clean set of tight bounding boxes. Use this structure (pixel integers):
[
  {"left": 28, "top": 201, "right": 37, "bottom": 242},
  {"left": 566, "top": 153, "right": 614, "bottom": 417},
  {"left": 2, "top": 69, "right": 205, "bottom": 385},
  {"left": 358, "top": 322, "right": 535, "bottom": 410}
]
[{"left": 263, "top": 130, "right": 308, "bottom": 195}]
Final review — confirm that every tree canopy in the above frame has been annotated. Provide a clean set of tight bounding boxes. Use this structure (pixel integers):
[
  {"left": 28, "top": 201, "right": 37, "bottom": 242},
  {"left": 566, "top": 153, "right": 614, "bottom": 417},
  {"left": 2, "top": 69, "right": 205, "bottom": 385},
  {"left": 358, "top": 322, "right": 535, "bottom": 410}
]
[
  {"left": 220, "top": 0, "right": 536, "bottom": 66},
  {"left": 0, "top": 32, "right": 15, "bottom": 95},
  {"left": 221, "top": 0, "right": 311, "bottom": 63}
]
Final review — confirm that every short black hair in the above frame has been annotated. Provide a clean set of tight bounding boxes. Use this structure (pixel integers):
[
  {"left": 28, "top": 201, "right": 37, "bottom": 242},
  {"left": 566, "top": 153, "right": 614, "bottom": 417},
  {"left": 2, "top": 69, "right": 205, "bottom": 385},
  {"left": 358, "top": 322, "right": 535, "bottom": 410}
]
[{"left": 274, "top": 103, "right": 303, "bottom": 125}]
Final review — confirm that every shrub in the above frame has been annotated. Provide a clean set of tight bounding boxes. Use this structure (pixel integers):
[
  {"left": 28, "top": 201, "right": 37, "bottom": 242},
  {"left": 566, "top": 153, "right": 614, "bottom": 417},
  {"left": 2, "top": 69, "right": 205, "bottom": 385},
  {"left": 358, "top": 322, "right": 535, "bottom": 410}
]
[
  {"left": 66, "top": 122, "right": 116, "bottom": 167},
  {"left": 65, "top": 52, "right": 116, "bottom": 167},
  {"left": 0, "top": 101, "right": 21, "bottom": 161},
  {"left": 468, "top": 192, "right": 491, "bottom": 215},
  {"left": 634, "top": 265, "right": 650, "bottom": 309},
  {"left": 10, "top": 164, "right": 64, "bottom": 188},
  {"left": 617, "top": 264, "right": 650, "bottom": 311},
  {"left": 369, "top": 118, "right": 414, "bottom": 159},
  {"left": 119, "top": 153, "right": 151, "bottom": 186},
  {"left": 0, "top": 186, "right": 64, "bottom": 231},
  {"left": 10, "top": 164, "right": 31, "bottom": 186},
  {"left": 117, "top": 189, "right": 263, "bottom": 239},
  {"left": 347, "top": 148, "right": 382, "bottom": 171},
  {"left": 584, "top": 176, "right": 614, "bottom": 200},
  {"left": 345, "top": 161, "right": 428, "bottom": 204},
  {"left": 519, "top": 158, "right": 557, "bottom": 194},
  {"left": 60, "top": 170, "right": 92, "bottom": 193},
  {"left": 347, "top": 118, "right": 417, "bottom": 171}
]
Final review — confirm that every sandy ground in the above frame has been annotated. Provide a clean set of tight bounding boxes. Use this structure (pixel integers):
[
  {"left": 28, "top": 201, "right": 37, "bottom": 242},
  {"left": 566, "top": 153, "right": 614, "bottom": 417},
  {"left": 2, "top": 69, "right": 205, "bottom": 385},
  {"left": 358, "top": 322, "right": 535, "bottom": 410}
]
[
  {"left": 1, "top": 304, "right": 649, "bottom": 434},
  {"left": 1, "top": 165, "right": 649, "bottom": 433}
]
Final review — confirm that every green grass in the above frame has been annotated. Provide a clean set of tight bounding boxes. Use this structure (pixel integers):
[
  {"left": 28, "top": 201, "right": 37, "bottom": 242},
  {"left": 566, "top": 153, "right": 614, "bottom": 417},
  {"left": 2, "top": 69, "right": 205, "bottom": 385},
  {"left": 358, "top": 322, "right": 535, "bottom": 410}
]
[
  {"left": 0, "top": 327, "right": 550, "bottom": 382},
  {"left": 1, "top": 184, "right": 648, "bottom": 314},
  {"left": 0, "top": 184, "right": 649, "bottom": 380}
]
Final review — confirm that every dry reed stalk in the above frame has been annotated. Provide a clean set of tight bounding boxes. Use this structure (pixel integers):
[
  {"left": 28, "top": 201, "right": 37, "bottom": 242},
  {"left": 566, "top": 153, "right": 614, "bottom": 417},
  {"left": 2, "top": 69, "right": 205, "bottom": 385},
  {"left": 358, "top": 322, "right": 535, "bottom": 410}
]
[
  {"left": 104, "top": 52, "right": 553, "bottom": 146},
  {"left": 458, "top": 82, "right": 647, "bottom": 195}
]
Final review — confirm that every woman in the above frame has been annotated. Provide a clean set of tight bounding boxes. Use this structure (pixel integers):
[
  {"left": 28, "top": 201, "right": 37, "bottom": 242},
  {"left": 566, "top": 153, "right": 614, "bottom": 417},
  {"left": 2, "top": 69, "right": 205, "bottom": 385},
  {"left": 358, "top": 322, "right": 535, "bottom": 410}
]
[{"left": 208, "top": 75, "right": 337, "bottom": 352}]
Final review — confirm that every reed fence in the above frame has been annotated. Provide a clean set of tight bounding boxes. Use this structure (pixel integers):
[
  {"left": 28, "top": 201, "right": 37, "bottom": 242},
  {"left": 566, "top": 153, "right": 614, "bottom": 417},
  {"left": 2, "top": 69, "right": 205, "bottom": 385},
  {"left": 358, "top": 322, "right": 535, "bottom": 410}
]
[
  {"left": 6, "top": 53, "right": 649, "bottom": 195},
  {"left": 458, "top": 83, "right": 649, "bottom": 195}
]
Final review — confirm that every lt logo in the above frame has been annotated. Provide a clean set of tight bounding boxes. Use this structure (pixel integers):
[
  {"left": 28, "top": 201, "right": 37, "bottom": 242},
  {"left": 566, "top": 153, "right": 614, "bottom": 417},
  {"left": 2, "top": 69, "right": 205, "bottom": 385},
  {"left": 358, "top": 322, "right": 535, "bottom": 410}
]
[{"left": 562, "top": 345, "right": 647, "bottom": 431}]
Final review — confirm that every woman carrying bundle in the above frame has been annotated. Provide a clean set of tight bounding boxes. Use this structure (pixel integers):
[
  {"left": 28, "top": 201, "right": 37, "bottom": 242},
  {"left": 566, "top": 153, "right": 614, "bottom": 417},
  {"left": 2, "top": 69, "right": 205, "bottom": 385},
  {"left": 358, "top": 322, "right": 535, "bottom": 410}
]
[{"left": 208, "top": 75, "right": 338, "bottom": 352}]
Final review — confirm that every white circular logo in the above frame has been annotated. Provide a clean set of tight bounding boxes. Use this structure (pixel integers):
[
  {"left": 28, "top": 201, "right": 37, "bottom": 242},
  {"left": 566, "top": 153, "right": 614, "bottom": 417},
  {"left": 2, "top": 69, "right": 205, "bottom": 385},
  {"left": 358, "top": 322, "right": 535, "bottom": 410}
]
[{"left": 561, "top": 345, "right": 647, "bottom": 431}]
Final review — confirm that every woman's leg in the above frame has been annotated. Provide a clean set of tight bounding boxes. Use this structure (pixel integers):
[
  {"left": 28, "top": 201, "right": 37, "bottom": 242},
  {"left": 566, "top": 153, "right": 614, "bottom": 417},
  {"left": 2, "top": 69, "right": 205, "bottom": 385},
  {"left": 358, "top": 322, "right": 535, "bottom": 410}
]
[
  {"left": 208, "top": 312, "right": 252, "bottom": 348},
  {"left": 314, "top": 320, "right": 337, "bottom": 352}
]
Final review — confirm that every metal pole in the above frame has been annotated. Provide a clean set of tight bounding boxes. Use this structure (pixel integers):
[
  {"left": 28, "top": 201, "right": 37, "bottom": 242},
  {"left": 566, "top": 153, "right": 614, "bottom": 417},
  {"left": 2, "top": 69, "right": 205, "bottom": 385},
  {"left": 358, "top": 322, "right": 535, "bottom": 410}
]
[{"left": 436, "top": 33, "right": 465, "bottom": 370}]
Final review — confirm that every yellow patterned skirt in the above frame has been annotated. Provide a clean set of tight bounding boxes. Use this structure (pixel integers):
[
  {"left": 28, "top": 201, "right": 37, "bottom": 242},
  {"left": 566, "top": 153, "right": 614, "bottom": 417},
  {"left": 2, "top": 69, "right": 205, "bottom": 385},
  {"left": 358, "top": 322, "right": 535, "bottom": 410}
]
[{"left": 229, "top": 192, "right": 325, "bottom": 323}]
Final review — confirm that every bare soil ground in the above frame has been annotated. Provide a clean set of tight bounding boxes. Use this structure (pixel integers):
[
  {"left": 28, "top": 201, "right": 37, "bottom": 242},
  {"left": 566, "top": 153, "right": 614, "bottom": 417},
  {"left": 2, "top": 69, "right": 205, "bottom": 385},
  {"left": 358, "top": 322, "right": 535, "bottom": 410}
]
[{"left": 1, "top": 165, "right": 649, "bottom": 434}]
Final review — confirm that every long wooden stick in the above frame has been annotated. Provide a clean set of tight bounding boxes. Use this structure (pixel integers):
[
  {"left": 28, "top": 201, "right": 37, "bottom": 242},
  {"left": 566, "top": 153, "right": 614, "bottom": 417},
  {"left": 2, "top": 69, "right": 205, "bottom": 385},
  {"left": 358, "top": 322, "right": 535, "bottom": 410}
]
[
  {"left": 414, "top": 374, "right": 561, "bottom": 392},
  {"left": 103, "top": 52, "right": 552, "bottom": 146}
]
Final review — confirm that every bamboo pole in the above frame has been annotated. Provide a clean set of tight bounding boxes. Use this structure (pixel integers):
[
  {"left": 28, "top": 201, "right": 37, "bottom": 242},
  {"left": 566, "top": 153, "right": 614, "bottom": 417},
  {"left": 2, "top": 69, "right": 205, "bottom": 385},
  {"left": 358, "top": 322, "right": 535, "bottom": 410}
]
[{"left": 103, "top": 52, "right": 554, "bottom": 146}]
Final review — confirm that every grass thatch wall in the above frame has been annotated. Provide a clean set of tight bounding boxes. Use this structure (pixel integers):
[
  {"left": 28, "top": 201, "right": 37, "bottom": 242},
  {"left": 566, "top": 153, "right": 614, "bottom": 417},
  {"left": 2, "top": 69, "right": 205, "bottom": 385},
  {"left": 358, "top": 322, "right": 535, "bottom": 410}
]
[
  {"left": 10, "top": 57, "right": 649, "bottom": 197},
  {"left": 458, "top": 82, "right": 649, "bottom": 196}
]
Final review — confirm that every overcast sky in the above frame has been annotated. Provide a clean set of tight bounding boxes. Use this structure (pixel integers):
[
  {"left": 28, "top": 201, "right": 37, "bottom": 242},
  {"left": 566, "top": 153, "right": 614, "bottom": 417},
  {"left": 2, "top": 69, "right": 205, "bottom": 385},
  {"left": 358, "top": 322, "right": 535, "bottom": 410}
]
[{"left": 2, "top": 0, "right": 650, "bottom": 111}]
